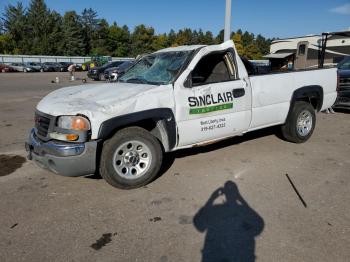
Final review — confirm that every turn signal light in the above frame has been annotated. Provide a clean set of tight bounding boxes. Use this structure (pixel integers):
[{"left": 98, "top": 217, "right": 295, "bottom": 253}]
[{"left": 66, "top": 134, "right": 79, "bottom": 141}]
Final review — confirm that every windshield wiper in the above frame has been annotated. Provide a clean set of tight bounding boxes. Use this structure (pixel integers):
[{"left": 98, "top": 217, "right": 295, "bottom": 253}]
[
  {"left": 126, "top": 78, "right": 148, "bottom": 84},
  {"left": 126, "top": 78, "right": 162, "bottom": 85}
]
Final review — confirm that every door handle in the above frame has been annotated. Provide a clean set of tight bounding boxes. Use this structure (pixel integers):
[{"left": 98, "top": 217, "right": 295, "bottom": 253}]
[{"left": 233, "top": 88, "right": 245, "bottom": 98}]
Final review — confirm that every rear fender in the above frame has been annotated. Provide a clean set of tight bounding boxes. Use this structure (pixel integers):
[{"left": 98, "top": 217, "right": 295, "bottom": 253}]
[{"left": 288, "top": 85, "right": 323, "bottom": 115}]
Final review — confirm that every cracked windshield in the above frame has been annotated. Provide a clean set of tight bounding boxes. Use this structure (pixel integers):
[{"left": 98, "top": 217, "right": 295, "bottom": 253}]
[{"left": 119, "top": 51, "right": 191, "bottom": 85}]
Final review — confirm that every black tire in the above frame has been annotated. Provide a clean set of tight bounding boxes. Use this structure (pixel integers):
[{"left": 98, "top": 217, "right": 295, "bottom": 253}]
[
  {"left": 98, "top": 73, "right": 105, "bottom": 81},
  {"left": 100, "top": 127, "right": 163, "bottom": 189},
  {"left": 281, "top": 101, "right": 316, "bottom": 143}
]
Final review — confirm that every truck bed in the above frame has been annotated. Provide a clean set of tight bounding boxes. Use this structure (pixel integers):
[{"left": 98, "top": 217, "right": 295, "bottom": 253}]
[{"left": 247, "top": 67, "right": 338, "bottom": 131}]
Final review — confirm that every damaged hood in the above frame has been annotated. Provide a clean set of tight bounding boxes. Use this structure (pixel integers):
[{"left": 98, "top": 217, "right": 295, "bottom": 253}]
[{"left": 37, "top": 82, "right": 175, "bottom": 139}]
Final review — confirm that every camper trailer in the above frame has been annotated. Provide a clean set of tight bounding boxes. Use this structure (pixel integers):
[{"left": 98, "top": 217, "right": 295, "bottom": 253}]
[{"left": 266, "top": 30, "right": 350, "bottom": 70}]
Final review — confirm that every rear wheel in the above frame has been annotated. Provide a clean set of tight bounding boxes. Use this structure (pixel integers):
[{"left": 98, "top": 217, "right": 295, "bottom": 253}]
[
  {"left": 100, "top": 127, "right": 163, "bottom": 189},
  {"left": 281, "top": 101, "right": 316, "bottom": 143}
]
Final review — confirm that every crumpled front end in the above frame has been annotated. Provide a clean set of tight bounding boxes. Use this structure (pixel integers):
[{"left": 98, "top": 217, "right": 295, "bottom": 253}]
[{"left": 25, "top": 110, "right": 97, "bottom": 177}]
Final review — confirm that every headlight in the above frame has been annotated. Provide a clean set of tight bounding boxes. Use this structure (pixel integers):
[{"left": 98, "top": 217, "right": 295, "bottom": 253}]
[{"left": 57, "top": 116, "right": 90, "bottom": 131}]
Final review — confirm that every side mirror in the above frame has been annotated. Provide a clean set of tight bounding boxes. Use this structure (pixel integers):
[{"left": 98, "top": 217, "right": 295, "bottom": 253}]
[{"left": 184, "top": 73, "right": 192, "bottom": 88}]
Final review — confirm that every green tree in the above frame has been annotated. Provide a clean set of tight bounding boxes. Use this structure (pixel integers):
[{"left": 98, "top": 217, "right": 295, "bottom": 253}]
[
  {"left": 1, "top": 2, "right": 27, "bottom": 54},
  {"left": 152, "top": 33, "right": 168, "bottom": 50},
  {"left": 175, "top": 28, "right": 193, "bottom": 45},
  {"left": 244, "top": 43, "right": 262, "bottom": 60},
  {"left": 201, "top": 31, "right": 214, "bottom": 45},
  {"left": 167, "top": 29, "right": 176, "bottom": 46},
  {"left": 194, "top": 29, "right": 215, "bottom": 45},
  {"left": 0, "top": 0, "right": 273, "bottom": 58},
  {"left": 215, "top": 29, "right": 224, "bottom": 44},
  {"left": 130, "top": 24, "right": 155, "bottom": 56},
  {"left": 241, "top": 31, "right": 254, "bottom": 47},
  {"left": 190, "top": 30, "right": 199, "bottom": 45},
  {"left": 232, "top": 32, "right": 244, "bottom": 55},
  {"left": 91, "top": 18, "right": 109, "bottom": 55},
  {"left": 26, "top": 0, "right": 52, "bottom": 54},
  {"left": 81, "top": 8, "right": 99, "bottom": 55},
  {"left": 255, "top": 34, "right": 271, "bottom": 55},
  {"left": 0, "top": 33, "right": 14, "bottom": 54},
  {"left": 61, "top": 11, "right": 85, "bottom": 56},
  {"left": 107, "top": 23, "right": 130, "bottom": 57},
  {"left": 46, "top": 11, "right": 63, "bottom": 55}
]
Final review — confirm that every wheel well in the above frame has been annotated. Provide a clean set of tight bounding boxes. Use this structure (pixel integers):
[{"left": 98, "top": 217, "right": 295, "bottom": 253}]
[
  {"left": 292, "top": 85, "right": 323, "bottom": 112},
  {"left": 283, "top": 85, "right": 323, "bottom": 126},
  {"left": 295, "top": 96, "right": 319, "bottom": 110},
  {"left": 102, "top": 118, "right": 162, "bottom": 144},
  {"left": 98, "top": 109, "right": 177, "bottom": 152},
  {"left": 123, "top": 119, "right": 157, "bottom": 133}
]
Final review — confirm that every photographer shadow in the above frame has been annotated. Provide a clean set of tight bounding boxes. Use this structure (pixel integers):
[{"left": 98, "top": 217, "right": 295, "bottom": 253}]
[{"left": 193, "top": 181, "right": 264, "bottom": 262}]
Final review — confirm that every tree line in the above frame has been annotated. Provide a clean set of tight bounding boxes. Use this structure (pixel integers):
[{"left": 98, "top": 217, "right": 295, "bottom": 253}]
[{"left": 0, "top": 0, "right": 274, "bottom": 59}]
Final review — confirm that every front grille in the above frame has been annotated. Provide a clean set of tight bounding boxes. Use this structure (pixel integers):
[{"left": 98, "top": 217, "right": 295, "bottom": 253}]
[
  {"left": 35, "top": 113, "right": 51, "bottom": 137},
  {"left": 340, "top": 77, "right": 350, "bottom": 83},
  {"left": 339, "top": 78, "right": 350, "bottom": 90},
  {"left": 336, "top": 96, "right": 350, "bottom": 103}
]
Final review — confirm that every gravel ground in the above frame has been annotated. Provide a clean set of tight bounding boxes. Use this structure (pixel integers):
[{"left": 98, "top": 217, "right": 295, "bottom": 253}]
[{"left": 0, "top": 72, "right": 349, "bottom": 262}]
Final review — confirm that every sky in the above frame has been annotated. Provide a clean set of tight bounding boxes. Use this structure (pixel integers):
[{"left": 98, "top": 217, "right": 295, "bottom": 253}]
[{"left": 1, "top": 0, "right": 349, "bottom": 39}]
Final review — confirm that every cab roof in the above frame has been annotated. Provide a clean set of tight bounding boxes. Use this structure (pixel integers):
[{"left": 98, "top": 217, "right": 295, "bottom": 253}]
[{"left": 155, "top": 45, "right": 206, "bottom": 53}]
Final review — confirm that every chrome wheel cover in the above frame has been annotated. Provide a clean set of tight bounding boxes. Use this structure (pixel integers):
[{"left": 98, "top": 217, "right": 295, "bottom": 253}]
[
  {"left": 296, "top": 110, "right": 313, "bottom": 137},
  {"left": 112, "top": 140, "right": 152, "bottom": 179}
]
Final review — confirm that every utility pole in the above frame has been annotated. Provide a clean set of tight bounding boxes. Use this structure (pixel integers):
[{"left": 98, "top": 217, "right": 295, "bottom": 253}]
[{"left": 224, "top": 0, "right": 232, "bottom": 42}]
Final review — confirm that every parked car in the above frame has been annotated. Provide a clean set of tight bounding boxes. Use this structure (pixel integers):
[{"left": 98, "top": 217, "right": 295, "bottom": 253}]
[
  {"left": 0, "top": 63, "right": 16, "bottom": 73},
  {"left": 23, "top": 62, "right": 41, "bottom": 72},
  {"left": 75, "top": 64, "right": 83, "bottom": 71},
  {"left": 40, "top": 62, "right": 61, "bottom": 72},
  {"left": 56, "top": 62, "right": 83, "bottom": 72},
  {"left": 334, "top": 56, "right": 350, "bottom": 110},
  {"left": 9, "top": 62, "right": 38, "bottom": 72},
  {"left": 57, "top": 62, "right": 71, "bottom": 72},
  {"left": 87, "top": 61, "right": 126, "bottom": 80},
  {"left": 26, "top": 40, "right": 338, "bottom": 189},
  {"left": 9, "top": 63, "right": 26, "bottom": 72},
  {"left": 104, "top": 60, "right": 135, "bottom": 82}
]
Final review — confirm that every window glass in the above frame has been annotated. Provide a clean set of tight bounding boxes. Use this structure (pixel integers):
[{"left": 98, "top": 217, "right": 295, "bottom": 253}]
[
  {"left": 191, "top": 52, "right": 236, "bottom": 86},
  {"left": 119, "top": 51, "right": 191, "bottom": 85},
  {"left": 337, "top": 57, "right": 350, "bottom": 69},
  {"left": 298, "top": 44, "right": 306, "bottom": 56}
]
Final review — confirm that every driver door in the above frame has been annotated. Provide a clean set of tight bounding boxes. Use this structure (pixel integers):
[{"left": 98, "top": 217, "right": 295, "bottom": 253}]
[{"left": 174, "top": 44, "right": 252, "bottom": 147}]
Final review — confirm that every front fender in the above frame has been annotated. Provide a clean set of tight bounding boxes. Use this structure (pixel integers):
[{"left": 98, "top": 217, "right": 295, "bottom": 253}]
[{"left": 97, "top": 108, "right": 177, "bottom": 151}]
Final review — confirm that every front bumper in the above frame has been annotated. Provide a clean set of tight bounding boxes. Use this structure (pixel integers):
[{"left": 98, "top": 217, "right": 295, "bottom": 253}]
[{"left": 25, "top": 129, "right": 97, "bottom": 177}]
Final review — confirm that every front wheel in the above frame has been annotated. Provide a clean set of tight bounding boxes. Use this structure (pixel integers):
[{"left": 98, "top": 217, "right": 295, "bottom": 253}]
[
  {"left": 98, "top": 73, "right": 105, "bottom": 81},
  {"left": 100, "top": 127, "right": 163, "bottom": 189},
  {"left": 281, "top": 101, "right": 316, "bottom": 143}
]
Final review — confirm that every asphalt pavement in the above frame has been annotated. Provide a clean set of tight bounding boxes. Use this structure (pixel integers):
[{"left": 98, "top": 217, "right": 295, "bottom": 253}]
[{"left": 0, "top": 72, "right": 349, "bottom": 262}]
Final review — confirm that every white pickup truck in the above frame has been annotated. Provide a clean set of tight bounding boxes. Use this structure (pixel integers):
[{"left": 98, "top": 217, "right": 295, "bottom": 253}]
[{"left": 25, "top": 40, "right": 338, "bottom": 189}]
